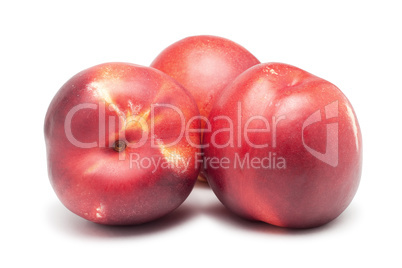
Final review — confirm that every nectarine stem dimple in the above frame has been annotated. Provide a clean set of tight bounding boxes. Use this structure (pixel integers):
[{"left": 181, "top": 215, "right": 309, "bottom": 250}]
[{"left": 113, "top": 140, "right": 126, "bottom": 152}]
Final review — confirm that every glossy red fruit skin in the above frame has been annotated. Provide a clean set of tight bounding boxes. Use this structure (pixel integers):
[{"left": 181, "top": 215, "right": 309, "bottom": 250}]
[
  {"left": 151, "top": 35, "right": 260, "bottom": 119},
  {"left": 151, "top": 35, "right": 260, "bottom": 181},
  {"left": 203, "top": 62, "right": 362, "bottom": 228},
  {"left": 151, "top": 35, "right": 260, "bottom": 117},
  {"left": 45, "top": 63, "right": 201, "bottom": 225}
]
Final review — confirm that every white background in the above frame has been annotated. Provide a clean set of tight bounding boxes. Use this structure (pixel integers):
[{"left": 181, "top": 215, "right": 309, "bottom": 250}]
[{"left": 1, "top": 0, "right": 401, "bottom": 267}]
